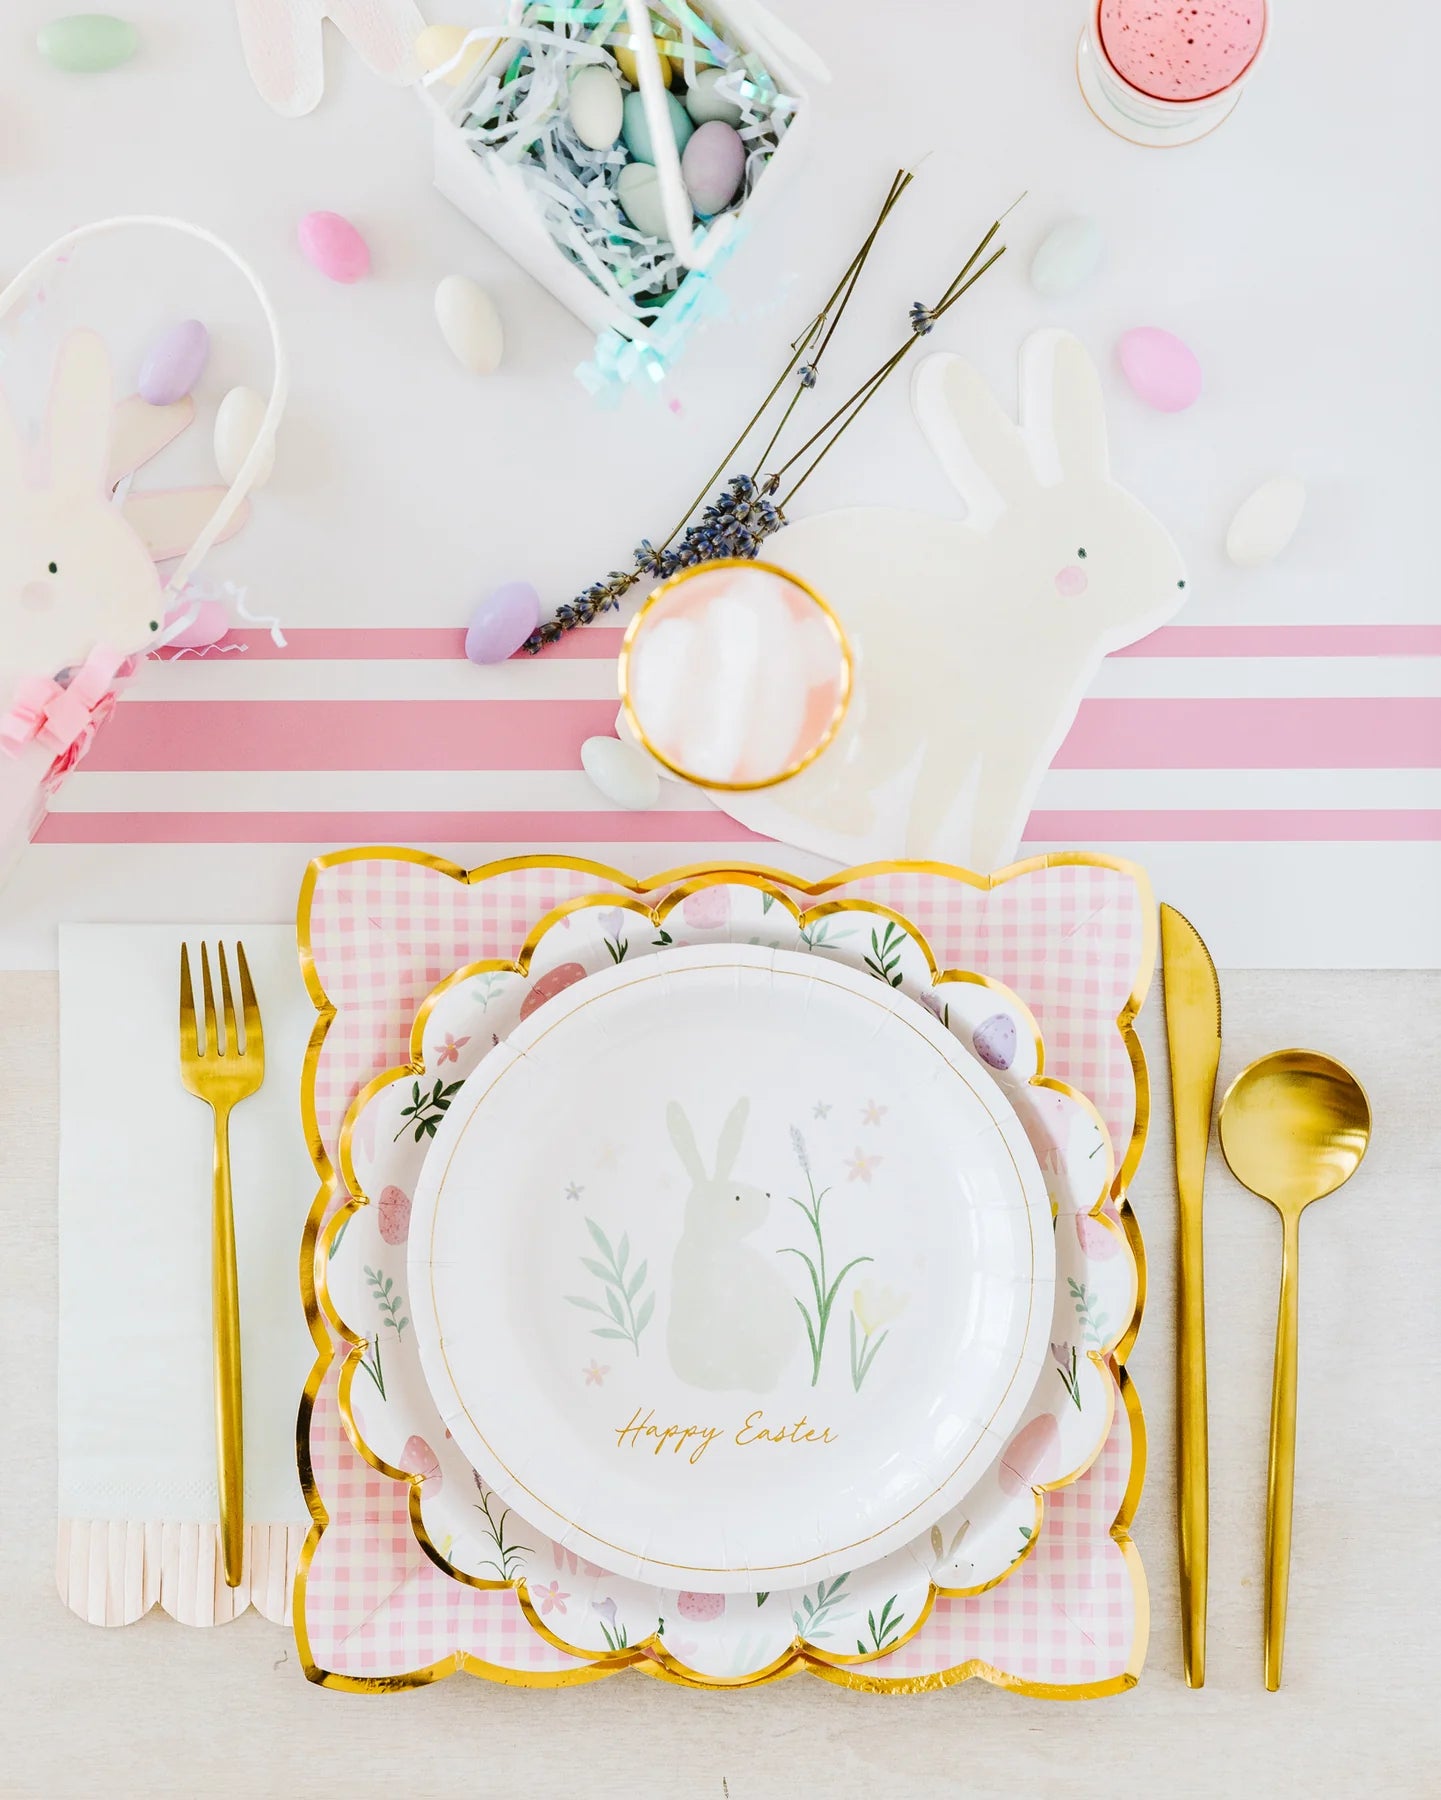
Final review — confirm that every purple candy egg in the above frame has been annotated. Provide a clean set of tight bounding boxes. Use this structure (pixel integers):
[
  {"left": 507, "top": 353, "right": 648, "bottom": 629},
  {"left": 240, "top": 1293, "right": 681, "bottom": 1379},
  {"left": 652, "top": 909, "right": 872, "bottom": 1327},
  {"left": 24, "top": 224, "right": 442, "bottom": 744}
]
[
  {"left": 680, "top": 120, "right": 745, "bottom": 218},
  {"left": 972, "top": 1012, "right": 1017, "bottom": 1071},
  {"left": 297, "top": 210, "right": 371, "bottom": 284},
  {"left": 137, "top": 319, "right": 209, "bottom": 406},
  {"left": 466, "top": 581, "right": 541, "bottom": 664}
]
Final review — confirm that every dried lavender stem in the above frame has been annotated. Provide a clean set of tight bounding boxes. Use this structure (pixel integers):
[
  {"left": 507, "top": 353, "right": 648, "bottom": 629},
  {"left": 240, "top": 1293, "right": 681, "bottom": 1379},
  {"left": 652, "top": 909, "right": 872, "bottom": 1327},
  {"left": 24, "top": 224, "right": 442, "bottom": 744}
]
[
  {"left": 774, "top": 238, "right": 1008, "bottom": 505},
  {"left": 655, "top": 169, "right": 911, "bottom": 556}
]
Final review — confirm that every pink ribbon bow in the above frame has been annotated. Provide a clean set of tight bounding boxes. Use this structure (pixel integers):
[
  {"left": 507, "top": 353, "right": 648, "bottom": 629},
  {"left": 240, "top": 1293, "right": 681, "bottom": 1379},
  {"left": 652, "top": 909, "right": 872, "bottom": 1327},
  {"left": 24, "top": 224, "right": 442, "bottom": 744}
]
[{"left": 0, "top": 643, "right": 130, "bottom": 760}]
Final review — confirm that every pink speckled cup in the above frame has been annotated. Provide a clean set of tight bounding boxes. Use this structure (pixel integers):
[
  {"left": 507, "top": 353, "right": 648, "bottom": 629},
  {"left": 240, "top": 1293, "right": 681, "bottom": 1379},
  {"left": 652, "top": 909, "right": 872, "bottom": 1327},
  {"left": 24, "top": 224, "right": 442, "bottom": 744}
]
[{"left": 1079, "top": 0, "right": 1269, "bottom": 145}]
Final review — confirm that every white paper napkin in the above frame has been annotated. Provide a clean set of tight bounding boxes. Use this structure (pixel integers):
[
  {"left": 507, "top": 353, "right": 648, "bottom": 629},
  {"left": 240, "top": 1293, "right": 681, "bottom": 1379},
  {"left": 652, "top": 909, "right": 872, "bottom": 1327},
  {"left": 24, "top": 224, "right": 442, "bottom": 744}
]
[{"left": 57, "top": 924, "right": 314, "bottom": 1624}]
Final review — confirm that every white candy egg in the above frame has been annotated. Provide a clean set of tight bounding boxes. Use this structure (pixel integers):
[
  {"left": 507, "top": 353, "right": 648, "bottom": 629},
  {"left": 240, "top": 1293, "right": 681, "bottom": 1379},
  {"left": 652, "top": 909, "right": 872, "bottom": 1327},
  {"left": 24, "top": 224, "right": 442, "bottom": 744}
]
[
  {"left": 213, "top": 386, "right": 274, "bottom": 489},
  {"left": 581, "top": 735, "right": 661, "bottom": 810},
  {"left": 1226, "top": 476, "right": 1307, "bottom": 566},
  {"left": 434, "top": 274, "right": 504, "bottom": 374},
  {"left": 569, "top": 64, "right": 624, "bottom": 149}
]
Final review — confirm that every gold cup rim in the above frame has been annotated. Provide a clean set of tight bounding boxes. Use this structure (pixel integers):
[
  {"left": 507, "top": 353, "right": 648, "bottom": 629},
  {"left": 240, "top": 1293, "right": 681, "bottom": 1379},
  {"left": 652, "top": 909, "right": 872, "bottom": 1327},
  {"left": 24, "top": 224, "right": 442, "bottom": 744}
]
[{"left": 617, "top": 556, "right": 854, "bottom": 792}]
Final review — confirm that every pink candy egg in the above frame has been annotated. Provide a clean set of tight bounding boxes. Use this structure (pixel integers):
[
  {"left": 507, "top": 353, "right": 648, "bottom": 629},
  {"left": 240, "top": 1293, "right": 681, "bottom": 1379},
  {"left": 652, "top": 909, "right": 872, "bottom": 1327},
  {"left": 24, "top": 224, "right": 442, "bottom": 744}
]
[
  {"left": 161, "top": 597, "right": 230, "bottom": 648},
  {"left": 1117, "top": 326, "right": 1202, "bottom": 412},
  {"left": 680, "top": 120, "right": 745, "bottom": 217},
  {"left": 298, "top": 210, "right": 371, "bottom": 284}
]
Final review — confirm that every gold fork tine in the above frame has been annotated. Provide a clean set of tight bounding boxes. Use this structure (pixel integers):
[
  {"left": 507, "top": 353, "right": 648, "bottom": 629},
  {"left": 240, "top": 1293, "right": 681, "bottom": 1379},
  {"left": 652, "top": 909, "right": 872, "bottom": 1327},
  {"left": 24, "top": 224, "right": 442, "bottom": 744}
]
[
  {"left": 218, "top": 942, "right": 238, "bottom": 1057},
  {"left": 236, "top": 941, "right": 263, "bottom": 1064},
  {"left": 179, "top": 944, "right": 198, "bottom": 1061},
  {"left": 200, "top": 942, "right": 220, "bottom": 1058}
]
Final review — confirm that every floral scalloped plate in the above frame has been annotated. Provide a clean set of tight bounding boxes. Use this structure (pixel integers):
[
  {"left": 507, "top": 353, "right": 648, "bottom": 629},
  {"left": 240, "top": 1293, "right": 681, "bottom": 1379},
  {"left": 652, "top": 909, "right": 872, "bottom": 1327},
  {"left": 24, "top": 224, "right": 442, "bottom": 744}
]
[{"left": 320, "top": 878, "right": 1136, "bottom": 1685}]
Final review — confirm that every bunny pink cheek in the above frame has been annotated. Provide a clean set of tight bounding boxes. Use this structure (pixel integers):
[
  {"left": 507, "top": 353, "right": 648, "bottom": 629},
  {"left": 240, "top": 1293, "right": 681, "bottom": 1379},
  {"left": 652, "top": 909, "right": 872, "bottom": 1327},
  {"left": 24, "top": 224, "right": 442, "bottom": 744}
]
[
  {"left": 20, "top": 579, "right": 54, "bottom": 612},
  {"left": 1054, "top": 565, "right": 1089, "bottom": 598}
]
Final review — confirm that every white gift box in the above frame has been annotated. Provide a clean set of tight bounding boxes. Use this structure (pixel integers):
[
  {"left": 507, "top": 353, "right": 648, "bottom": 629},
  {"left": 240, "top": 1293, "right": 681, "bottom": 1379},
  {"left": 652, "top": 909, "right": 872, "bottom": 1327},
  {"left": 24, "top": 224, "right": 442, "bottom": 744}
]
[{"left": 427, "top": 2, "right": 821, "bottom": 362}]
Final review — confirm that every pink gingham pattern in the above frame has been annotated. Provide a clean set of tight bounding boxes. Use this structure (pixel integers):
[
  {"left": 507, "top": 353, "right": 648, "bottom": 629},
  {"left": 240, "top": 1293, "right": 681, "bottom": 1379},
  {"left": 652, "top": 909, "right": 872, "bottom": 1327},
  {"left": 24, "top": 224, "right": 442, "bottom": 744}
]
[{"left": 298, "top": 852, "right": 1150, "bottom": 1694}]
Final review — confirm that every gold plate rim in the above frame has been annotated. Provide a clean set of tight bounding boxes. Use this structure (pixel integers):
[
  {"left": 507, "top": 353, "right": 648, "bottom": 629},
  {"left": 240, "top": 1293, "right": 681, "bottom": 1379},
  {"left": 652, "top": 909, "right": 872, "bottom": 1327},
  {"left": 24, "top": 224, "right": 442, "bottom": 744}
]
[{"left": 294, "top": 848, "right": 1155, "bottom": 1696}]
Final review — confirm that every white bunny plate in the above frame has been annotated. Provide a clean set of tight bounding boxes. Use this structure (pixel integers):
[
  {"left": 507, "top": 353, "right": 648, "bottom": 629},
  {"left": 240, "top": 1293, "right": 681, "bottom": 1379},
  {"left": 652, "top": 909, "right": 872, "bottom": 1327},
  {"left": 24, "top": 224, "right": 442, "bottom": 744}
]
[
  {"left": 406, "top": 944, "right": 1053, "bottom": 1593},
  {"left": 322, "top": 879, "right": 1135, "bottom": 1683},
  {"left": 684, "top": 330, "right": 1189, "bottom": 873}
]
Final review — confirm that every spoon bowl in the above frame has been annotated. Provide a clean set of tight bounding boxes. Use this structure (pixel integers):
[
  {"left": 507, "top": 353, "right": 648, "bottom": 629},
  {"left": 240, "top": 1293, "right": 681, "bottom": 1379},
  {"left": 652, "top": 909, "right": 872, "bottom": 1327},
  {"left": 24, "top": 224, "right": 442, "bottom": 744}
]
[
  {"left": 1218, "top": 1049, "right": 1372, "bottom": 1218},
  {"left": 1217, "top": 1047, "right": 1370, "bottom": 1691}
]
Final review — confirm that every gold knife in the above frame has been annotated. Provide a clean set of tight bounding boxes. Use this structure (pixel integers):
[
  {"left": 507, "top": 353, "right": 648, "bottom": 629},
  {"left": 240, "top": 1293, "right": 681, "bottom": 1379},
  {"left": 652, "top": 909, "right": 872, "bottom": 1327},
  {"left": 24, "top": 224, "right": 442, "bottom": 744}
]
[{"left": 1159, "top": 903, "right": 1221, "bottom": 1689}]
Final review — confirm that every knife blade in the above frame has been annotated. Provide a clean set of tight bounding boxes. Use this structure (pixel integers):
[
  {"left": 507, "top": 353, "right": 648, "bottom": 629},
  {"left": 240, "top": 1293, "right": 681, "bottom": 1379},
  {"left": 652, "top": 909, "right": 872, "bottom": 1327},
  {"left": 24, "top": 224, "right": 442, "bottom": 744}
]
[{"left": 1160, "top": 902, "right": 1221, "bottom": 1690}]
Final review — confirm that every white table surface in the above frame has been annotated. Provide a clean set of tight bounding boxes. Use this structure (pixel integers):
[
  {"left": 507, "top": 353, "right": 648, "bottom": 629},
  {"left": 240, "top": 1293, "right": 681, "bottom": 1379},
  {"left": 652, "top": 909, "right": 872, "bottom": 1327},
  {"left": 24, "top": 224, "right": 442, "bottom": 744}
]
[{"left": 3, "top": 0, "right": 1440, "bottom": 1791}]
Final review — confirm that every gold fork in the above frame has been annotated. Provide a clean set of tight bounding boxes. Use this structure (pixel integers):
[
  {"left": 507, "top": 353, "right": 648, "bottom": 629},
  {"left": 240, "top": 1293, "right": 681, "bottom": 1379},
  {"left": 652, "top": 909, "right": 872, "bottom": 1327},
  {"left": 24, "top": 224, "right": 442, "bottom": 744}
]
[{"left": 179, "top": 941, "right": 264, "bottom": 1588}]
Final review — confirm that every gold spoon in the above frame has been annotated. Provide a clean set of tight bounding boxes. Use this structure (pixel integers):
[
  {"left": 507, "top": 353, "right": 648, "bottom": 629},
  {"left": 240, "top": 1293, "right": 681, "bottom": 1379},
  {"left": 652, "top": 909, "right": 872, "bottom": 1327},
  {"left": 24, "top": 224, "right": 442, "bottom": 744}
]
[{"left": 1217, "top": 1050, "right": 1371, "bottom": 1690}]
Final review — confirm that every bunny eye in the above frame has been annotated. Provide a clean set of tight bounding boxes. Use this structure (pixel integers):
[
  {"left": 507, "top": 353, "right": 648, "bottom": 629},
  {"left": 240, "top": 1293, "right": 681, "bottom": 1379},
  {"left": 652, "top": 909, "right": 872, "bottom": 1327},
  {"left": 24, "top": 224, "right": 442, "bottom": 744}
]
[
  {"left": 47, "top": 561, "right": 58, "bottom": 574},
  {"left": 1076, "top": 547, "right": 1086, "bottom": 559},
  {"left": 1177, "top": 579, "right": 1186, "bottom": 589}
]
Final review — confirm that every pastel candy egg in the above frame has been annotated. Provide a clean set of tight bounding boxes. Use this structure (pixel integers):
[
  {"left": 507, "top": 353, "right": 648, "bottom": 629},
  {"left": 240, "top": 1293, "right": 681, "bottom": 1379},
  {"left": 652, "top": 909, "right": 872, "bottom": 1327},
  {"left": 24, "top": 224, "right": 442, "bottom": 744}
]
[
  {"left": 581, "top": 735, "right": 661, "bottom": 811},
  {"left": 616, "top": 161, "right": 674, "bottom": 239},
  {"left": 972, "top": 1012, "right": 1018, "bottom": 1071},
  {"left": 415, "top": 23, "right": 495, "bottom": 86},
  {"left": 621, "top": 88, "right": 694, "bottom": 165},
  {"left": 1226, "top": 476, "right": 1307, "bottom": 567},
  {"left": 37, "top": 13, "right": 138, "bottom": 72},
  {"left": 520, "top": 961, "right": 588, "bottom": 1021},
  {"left": 615, "top": 38, "right": 671, "bottom": 87},
  {"left": 434, "top": 274, "right": 504, "bottom": 374},
  {"left": 1030, "top": 216, "right": 1103, "bottom": 299},
  {"left": 214, "top": 385, "right": 275, "bottom": 489},
  {"left": 137, "top": 319, "right": 208, "bottom": 406},
  {"left": 466, "top": 581, "right": 539, "bottom": 663},
  {"left": 297, "top": 210, "right": 370, "bottom": 284},
  {"left": 683, "top": 66, "right": 742, "bottom": 126},
  {"left": 681, "top": 120, "right": 745, "bottom": 217},
  {"left": 1117, "top": 326, "right": 1202, "bottom": 412},
  {"left": 162, "top": 597, "right": 230, "bottom": 648},
  {"left": 569, "top": 64, "right": 623, "bottom": 149}
]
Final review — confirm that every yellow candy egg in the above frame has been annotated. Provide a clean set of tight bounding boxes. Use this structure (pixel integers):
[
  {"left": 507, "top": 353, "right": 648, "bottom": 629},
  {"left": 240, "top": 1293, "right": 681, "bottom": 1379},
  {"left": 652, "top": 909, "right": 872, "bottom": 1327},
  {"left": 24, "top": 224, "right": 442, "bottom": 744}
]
[
  {"left": 416, "top": 23, "right": 495, "bottom": 87},
  {"left": 615, "top": 38, "right": 672, "bottom": 87}
]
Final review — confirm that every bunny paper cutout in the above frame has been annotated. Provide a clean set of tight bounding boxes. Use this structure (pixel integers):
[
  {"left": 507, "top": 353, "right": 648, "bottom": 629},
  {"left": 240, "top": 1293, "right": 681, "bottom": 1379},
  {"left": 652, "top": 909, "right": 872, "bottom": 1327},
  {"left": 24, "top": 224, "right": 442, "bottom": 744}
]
[
  {"left": 707, "top": 330, "right": 1188, "bottom": 873},
  {"left": 234, "top": 0, "right": 424, "bottom": 117},
  {"left": 665, "top": 1097, "right": 798, "bottom": 1394},
  {"left": 0, "top": 333, "right": 249, "bottom": 721}
]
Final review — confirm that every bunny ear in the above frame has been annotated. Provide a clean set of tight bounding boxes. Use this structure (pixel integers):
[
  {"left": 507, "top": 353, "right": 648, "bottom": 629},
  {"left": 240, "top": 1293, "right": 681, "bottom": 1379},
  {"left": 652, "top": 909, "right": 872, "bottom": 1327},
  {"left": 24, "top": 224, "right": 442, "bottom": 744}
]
[
  {"left": 1026, "top": 330, "right": 1110, "bottom": 482},
  {"left": 667, "top": 1101, "right": 707, "bottom": 1185},
  {"left": 48, "top": 330, "right": 114, "bottom": 498},
  {"left": 712, "top": 1098, "right": 750, "bottom": 1181},
  {"left": 0, "top": 382, "right": 25, "bottom": 497},
  {"left": 912, "top": 353, "right": 1036, "bottom": 528}
]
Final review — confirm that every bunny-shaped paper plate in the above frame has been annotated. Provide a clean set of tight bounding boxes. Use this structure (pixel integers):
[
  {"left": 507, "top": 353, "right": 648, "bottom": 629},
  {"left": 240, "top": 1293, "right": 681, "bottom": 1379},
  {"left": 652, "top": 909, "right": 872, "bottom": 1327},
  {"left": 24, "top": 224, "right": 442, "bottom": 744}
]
[
  {"left": 661, "top": 330, "right": 1188, "bottom": 873},
  {"left": 0, "top": 216, "right": 286, "bottom": 888},
  {"left": 403, "top": 941, "right": 1055, "bottom": 1596}
]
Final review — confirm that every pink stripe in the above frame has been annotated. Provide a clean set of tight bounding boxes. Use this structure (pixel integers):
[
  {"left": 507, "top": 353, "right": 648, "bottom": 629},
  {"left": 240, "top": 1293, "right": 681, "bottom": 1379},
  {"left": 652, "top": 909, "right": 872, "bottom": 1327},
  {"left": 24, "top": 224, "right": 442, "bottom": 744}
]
[
  {"left": 151, "top": 627, "right": 628, "bottom": 662},
  {"left": 87, "top": 696, "right": 1441, "bottom": 774},
  {"left": 1053, "top": 697, "right": 1440, "bottom": 769},
  {"left": 36, "top": 808, "right": 1440, "bottom": 847},
  {"left": 150, "top": 624, "right": 1441, "bottom": 663},
  {"left": 34, "top": 810, "right": 767, "bottom": 846},
  {"left": 1023, "top": 810, "right": 1441, "bottom": 842},
  {"left": 1115, "top": 624, "right": 1441, "bottom": 658},
  {"left": 85, "top": 700, "right": 622, "bottom": 772}
]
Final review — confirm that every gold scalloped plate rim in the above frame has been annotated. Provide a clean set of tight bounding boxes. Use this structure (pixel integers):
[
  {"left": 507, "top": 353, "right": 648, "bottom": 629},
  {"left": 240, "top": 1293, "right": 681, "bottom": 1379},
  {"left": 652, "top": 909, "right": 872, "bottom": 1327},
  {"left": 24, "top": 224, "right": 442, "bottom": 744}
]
[
  {"left": 294, "top": 848, "right": 1154, "bottom": 1696},
  {"left": 322, "top": 883, "right": 1126, "bottom": 1647}
]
